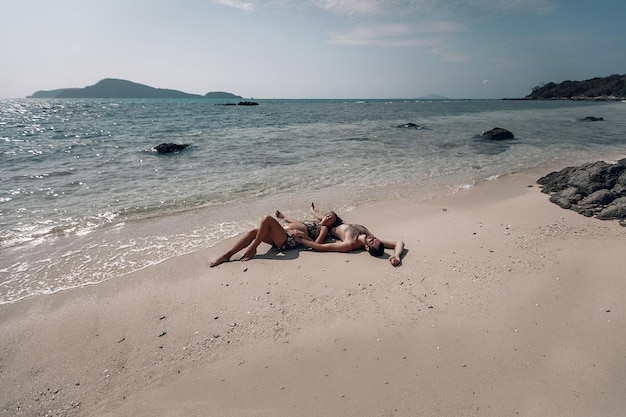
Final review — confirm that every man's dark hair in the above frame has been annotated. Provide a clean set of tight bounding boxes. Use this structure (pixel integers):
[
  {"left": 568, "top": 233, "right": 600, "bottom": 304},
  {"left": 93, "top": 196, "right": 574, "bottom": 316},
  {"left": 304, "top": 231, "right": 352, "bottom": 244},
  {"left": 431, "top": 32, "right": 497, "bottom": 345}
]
[{"left": 368, "top": 241, "right": 385, "bottom": 257}]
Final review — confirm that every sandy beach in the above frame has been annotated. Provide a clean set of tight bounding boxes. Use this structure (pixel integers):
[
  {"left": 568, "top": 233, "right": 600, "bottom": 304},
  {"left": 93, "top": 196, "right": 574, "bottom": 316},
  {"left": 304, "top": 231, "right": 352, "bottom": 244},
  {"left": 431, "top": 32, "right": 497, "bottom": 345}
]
[{"left": 2, "top": 170, "right": 625, "bottom": 417}]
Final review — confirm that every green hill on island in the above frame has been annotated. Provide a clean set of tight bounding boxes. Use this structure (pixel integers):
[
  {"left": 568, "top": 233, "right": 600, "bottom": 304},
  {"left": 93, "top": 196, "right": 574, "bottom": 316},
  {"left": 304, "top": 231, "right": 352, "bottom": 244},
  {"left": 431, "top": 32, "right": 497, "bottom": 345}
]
[
  {"left": 28, "top": 79, "right": 243, "bottom": 100},
  {"left": 526, "top": 74, "right": 626, "bottom": 100}
]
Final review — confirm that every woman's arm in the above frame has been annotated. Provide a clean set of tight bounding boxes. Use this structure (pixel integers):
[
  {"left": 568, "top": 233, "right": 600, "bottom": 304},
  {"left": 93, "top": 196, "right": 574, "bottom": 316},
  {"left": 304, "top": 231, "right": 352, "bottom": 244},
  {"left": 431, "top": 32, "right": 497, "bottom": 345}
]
[
  {"left": 310, "top": 202, "right": 325, "bottom": 221},
  {"left": 315, "top": 225, "right": 329, "bottom": 243},
  {"left": 298, "top": 238, "right": 356, "bottom": 253}
]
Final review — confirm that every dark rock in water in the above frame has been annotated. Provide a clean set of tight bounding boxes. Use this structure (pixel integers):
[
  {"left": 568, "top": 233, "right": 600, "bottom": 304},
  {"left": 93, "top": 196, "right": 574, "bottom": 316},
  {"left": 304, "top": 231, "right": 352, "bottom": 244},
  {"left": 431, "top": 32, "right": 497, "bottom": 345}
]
[
  {"left": 153, "top": 143, "right": 191, "bottom": 154},
  {"left": 481, "top": 127, "right": 515, "bottom": 140},
  {"left": 582, "top": 116, "right": 604, "bottom": 121},
  {"left": 396, "top": 122, "right": 421, "bottom": 129},
  {"left": 238, "top": 101, "right": 259, "bottom": 106},
  {"left": 537, "top": 159, "right": 626, "bottom": 224}
]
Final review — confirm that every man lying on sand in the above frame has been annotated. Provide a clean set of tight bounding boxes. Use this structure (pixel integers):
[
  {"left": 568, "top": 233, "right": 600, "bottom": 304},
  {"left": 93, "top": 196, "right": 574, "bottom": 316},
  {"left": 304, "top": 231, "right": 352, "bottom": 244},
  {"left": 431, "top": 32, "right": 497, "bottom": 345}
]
[
  {"left": 209, "top": 205, "right": 340, "bottom": 267},
  {"left": 296, "top": 221, "right": 405, "bottom": 266}
]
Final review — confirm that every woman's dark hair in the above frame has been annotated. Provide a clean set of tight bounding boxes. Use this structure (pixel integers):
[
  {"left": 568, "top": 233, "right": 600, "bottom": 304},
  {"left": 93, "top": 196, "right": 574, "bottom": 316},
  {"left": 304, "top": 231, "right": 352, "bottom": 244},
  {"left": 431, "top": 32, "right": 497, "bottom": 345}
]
[
  {"left": 329, "top": 211, "right": 343, "bottom": 228},
  {"left": 368, "top": 241, "right": 385, "bottom": 257}
]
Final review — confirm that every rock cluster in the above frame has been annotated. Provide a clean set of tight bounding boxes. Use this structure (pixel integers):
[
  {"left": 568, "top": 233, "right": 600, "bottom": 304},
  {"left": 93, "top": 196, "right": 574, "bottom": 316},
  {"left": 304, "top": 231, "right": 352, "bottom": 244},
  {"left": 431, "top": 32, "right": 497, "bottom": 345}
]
[
  {"left": 153, "top": 143, "right": 191, "bottom": 154},
  {"left": 396, "top": 122, "right": 421, "bottom": 129},
  {"left": 481, "top": 127, "right": 515, "bottom": 140},
  {"left": 537, "top": 159, "right": 626, "bottom": 225}
]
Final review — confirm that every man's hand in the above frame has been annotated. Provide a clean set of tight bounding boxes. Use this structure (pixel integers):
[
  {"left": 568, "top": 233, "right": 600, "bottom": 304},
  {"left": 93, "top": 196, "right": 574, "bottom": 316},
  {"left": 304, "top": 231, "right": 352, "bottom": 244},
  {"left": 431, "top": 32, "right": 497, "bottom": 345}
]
[{"left": 389, "top": 255, "right": 401, "bottom": 266}]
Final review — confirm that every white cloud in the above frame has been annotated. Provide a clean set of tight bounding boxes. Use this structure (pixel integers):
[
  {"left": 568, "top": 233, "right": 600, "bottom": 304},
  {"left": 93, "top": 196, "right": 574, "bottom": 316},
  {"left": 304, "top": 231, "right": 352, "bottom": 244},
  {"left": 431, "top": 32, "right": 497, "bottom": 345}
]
[
  {"left": 312, "top": 0, "right": 557, "bottom": 19},
  {"left": 328, "top": 21, "right": 465, "bottom": 47},
  {"left": 312, "top": 0, "right": 388, "bottom": 15},
  {"left": 430, "top": 48, "right": 470, "bottom": 63},
  {"left": 418, "top": 20, "right": 468, "bottom": 33},
  {"left": 312, "top": 0, "right": 454, "bottom": 17},
  {"left": 215, "top": 0, "right": 255, "bottom": 13},
  {"left": 468, "top": 0, "right": 556, "bottom": 14},
  {"left": 329, "top": 24, "right": 438, "bottom": 47}
]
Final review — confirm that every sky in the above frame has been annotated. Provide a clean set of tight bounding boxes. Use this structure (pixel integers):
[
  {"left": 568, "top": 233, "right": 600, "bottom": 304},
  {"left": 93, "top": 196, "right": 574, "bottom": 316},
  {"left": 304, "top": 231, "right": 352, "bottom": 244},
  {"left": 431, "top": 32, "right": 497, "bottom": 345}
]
[{"left": 1, "top": 0, "right": 625, "bottom": 99}]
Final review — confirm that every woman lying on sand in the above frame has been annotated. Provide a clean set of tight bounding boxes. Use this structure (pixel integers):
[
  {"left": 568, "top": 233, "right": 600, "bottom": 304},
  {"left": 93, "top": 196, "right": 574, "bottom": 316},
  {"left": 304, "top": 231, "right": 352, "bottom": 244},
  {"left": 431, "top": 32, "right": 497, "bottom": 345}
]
[
  {"left": 275, "top": 203, "right": 343, "bottom": 245},
  {"left": 209, "top": 204, "right": 341, "bottom": 267}
]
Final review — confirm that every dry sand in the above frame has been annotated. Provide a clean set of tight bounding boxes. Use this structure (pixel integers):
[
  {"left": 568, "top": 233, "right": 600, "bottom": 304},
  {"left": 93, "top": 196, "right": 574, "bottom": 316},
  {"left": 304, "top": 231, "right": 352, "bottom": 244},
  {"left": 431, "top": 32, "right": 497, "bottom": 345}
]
[{"left": 2, "top": 171, "right": 625, "bottom": 417}]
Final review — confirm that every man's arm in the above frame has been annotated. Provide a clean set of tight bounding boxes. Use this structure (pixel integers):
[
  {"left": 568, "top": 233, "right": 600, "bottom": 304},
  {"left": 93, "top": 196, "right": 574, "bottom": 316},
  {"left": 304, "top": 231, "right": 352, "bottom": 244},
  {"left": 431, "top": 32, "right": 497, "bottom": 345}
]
[{"left": 380, "top": 238, "right": 405, "bottom": 266}]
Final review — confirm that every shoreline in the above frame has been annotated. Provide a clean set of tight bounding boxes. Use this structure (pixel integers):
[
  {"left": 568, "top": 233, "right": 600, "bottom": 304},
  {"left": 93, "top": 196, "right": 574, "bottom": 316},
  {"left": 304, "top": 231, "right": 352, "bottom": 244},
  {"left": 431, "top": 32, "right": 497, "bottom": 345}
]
[
  {"left": 0, "top": 153, "right": 611, "bottom": 307},
  {"left": 2, "top": 169, "right": 626, "bottom": 416},
  {"left": 3, "top": 98, "right": 626, "bottom": 306}
]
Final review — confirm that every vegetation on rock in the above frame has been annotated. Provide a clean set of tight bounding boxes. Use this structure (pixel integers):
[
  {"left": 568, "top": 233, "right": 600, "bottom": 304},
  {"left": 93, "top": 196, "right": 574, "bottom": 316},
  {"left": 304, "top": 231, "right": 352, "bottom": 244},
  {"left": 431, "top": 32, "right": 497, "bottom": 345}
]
[{"left": 526, "top": 74, "right": 626, "bottom": 100}]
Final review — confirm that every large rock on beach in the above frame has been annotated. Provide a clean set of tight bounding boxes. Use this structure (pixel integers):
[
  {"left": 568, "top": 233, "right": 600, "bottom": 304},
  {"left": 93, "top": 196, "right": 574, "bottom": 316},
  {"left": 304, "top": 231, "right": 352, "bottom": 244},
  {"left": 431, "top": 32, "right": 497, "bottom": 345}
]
[
  {"left": 537, "top": 159, "right": 626, "bottom": 225},
  {"left": 153, "top": 143, "right": 191, "bottom": 154},
  {"left": 481, "top": 127, "right": 515, "bottom": 140}
]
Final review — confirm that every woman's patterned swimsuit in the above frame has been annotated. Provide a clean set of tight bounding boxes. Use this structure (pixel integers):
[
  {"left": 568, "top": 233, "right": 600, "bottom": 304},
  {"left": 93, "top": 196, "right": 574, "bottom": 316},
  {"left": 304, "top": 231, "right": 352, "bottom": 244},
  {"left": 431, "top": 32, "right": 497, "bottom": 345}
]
[
  {"left": 276, "top": 220, "right": 320, "bottom": 251},
  {"left": 302, "top": 220, "right": 319, "bottom": 240}
]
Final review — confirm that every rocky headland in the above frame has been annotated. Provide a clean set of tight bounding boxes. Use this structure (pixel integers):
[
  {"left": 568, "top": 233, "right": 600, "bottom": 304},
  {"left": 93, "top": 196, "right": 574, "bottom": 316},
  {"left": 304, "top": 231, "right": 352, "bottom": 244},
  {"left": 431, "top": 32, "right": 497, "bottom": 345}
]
[
  {"left": 537, "top": 159, "right": 626, "bottom": 226},
  {"left": 525, "top": 74, "right": 626, "bottom": 101}
]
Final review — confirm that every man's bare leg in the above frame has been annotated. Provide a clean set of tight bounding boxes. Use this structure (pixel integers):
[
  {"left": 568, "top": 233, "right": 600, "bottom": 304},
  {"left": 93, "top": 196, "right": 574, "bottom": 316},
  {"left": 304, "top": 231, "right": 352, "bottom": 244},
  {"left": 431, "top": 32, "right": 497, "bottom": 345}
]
[
  {"left": 209, "top": 229, "right": 257, "bottom": 267},
  {"left": 241, "top": 216, "right": 287, "bottom": 261}
]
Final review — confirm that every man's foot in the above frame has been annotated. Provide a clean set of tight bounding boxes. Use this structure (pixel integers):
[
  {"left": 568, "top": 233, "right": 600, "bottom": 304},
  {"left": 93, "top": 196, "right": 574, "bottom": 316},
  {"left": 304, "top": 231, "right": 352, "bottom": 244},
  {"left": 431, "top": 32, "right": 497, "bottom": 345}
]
[
  {"left": 275, "top": 210, "right": 285, "bottom": 219},
  {"left": 209, "top": 254, "right": 230, "bottom": 267},
  {"left": 240, "top": 248, "right": 257, "bottom": 262}
]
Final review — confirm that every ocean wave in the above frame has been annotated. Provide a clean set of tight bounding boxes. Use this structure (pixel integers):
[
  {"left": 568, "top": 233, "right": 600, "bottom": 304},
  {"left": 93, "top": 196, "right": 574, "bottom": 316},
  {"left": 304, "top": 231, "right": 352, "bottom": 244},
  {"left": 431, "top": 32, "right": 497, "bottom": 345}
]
[{"left": 0, "top": 211, "right": 119, "bottom": 249}]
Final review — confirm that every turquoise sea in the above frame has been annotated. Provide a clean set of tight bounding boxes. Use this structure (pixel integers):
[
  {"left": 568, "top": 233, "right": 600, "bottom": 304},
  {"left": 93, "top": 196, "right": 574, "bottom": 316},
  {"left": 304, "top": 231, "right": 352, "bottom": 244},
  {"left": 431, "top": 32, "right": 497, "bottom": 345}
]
[{"left": 1, "top": 98, "right": 625, "bottom": 304}]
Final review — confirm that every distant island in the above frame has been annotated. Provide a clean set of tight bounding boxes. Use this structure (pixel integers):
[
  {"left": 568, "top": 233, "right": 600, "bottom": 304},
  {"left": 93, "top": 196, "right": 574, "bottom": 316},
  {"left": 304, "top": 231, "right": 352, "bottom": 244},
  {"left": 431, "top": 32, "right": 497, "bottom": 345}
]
[
  {"left": 525, "top": 74, "right": 626, "bottom": 101},
  {"left": 28, "top": 78, "right": 244, "bottom": 100},
  {"left": 27, "top": 75, "right": 626, "bottom": 101}
]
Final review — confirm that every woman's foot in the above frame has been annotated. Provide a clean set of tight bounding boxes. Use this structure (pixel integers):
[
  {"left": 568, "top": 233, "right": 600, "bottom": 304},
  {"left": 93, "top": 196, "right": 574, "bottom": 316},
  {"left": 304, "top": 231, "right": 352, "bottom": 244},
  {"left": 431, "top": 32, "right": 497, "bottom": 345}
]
[
  {"left": 275, "top": 210, "right": 285, "bottom": 219},
  {"left": 240, "top": 247, "right": 257, "bottom": 262},
  {"left": 209, "top": 254, "right": 230, "bottom": 267}
]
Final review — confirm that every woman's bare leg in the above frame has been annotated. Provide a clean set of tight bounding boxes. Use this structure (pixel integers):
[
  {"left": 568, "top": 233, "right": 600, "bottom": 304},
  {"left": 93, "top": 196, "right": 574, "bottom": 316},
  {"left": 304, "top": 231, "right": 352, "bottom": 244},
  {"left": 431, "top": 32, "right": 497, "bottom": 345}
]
[
  {"left": 209, "top": 229, "right": 257, "bottom": 267},
  {"left": 276, "top": 210, "right": 311, "bottom": 237},
  {"left": 241, "top": 216, "right": 287, "bottom": 261}
]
